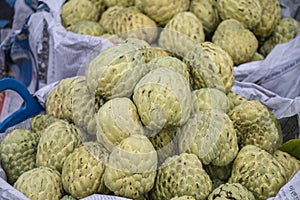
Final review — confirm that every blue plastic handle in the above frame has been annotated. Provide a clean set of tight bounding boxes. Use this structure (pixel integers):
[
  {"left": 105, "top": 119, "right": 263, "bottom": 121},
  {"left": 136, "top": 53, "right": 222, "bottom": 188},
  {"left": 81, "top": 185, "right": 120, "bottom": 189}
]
[{"left": 0, "top": 78, "right": 44, "bottom": 133}]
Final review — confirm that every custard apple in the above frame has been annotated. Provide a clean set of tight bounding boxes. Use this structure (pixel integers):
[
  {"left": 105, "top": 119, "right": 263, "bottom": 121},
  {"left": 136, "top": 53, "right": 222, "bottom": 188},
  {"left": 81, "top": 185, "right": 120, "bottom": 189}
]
[
  {"left": 212, "top": 19, "right": 258, "bottom": 65},
  {"left": 36, "top": 120, "right": 86, "bottom": 173},
  {"left": 228, "top": 100, "right": 282, "bottom": 153},
  {"left": 61, "top": 0, "right": 99, "bottom": 28},
  {"left": 250, "top": 52, "right": 265, "bottom": 62},
  {"left": 178, "top": 109, "right": 238, "bottom": 166},
  {"left": 208, "top": 183, "right": 255, "bottom": 200},
  {"left": 226, "top": 91, "right": 247, "bottom": 110},
  {"left": 86, "top": 41, "right": 148, "bottom": 101},
  {"left": 149, "top": 126, "right": 179, "bottom": 166},
  {"left": 189, "top": 0, "right": 221, "bottom": 36},
  {"left": 89, "top": 0, "right": 105, "bottom": 13},
  {"left": 99, "top": 6, "right": 125, "bottom": 33},
  {"left": 149, "top": 56, "right": 190, "bottom": 82},
  {"left": 30, "top": 113, "right": 60, "bottom": 135},
  {"left": 96, "top": 97, "right": 145, "bottom": 151},
  {"left": 158, "top": 11, "right": 205, "bottom": 58},
  {"left": 252, "top": 0, "right": 281, "bottom": 39},
  {"left": 170, "top": 196, "right": 196, "bottom": 200},
  {"left": 71, "top": 77, "right": 98, "bottom": 136},
  {"left": 132, "top": 67, "right": 193, "bottom": 131},
  {"left": 216, "top": 0, "right": 262, "bottom": 30},
  {"left": 259, "top": 17, "right": 300, "bottom": 56},
  {"left": 103, "top": 0, "right": 134, "bottom": 7},
  {"left": 273, "top": 150, "right": 300, "bottom": 181},
  {"left": 68, "top": 20, "right": 105, "bottom": 36},
  {"left": 184, "top": 42, "right": 234, "bottom": 93},
  {"left": 62, "top": 142, "right": 110, "bottom": 198},
  {"left": 0, "top": 129, "right": 39, "bottom": 184},
  {"left": 192, "top": 88, "right": 231, "bottom": 113},
  {"left": 151, "top": 153, "right": 212, "bottom": 200},
  {"left": 111, "top": 7, "right": 158, "bottom": 44},
  {"left": 60, "top": 195, "right": 77, "bottom": 200},
  {"left": 103, "top": 135, "right": 157, "bottom": 199},
  {"left": 135, "top": 0, "right": 190, "bottom": 26},
  {"left": 14, "top": 166, "right": 63, "bottom": 200},
  {"left": 229, "top": 145, "right": 288, "bottom": 200}
]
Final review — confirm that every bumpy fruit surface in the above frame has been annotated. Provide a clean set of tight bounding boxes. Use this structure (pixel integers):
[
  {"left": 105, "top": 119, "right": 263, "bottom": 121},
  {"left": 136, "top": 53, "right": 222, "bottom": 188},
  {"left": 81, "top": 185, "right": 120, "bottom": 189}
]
[
  {"left": 208, "top": 183, "right": 255, "bottom": 200},
  {"left": 111, "top": 7, "right": 158, "bottom": 44},
  {"left": 30, "top": 113, "right": 59, "bottom": 135},
  {"left": 61, "top": 142, "right": 110, "bottom": 199},
  {"left": 103, "top": 0, "right": 134, "bottom": 7},
  {"left": 104, "top": 135, "right": 157, "bottom": 199},
  {"left": 178, "top": 109, "right": 238, "bottom": 166},
  {"left": 259, "top": 17, "right": 300, "bottom": 56},
  {"left": 14, "top": 167, "right": 63, "bottom": 200},
  {"left": 158, "top": 11, "right": 205, "bottom": 58},
  {"left": 86, "top": 42, "right": 148, "bottom": 101},
  {"left": 72, "top": 77, "right": 98, "bottom": 136},
  {"left": 228, "top": 100, "right": 282, "bottom": 153},
  {"left": 149, "top": 127, "right": 179, "bottom": 166},
  {"left": 250, "top": 52, "right": 265, "bottom": 62},
  {"left": 253, "top": 0, "right": 281, "bottom": 39},
  {"left": 229, "top": 145, "right": 288, "bottom": 200},
  {"left": 99, "top": 6, "right": 124, "bottom": 33},
  {"left": 226, "top": 91, "right": 247, "bottom": 110},
  {"left": 184, "top": 42, "right": 234, "bottom": 93},
  {"left": 0, "top": 129, "right": 39, "bottom": 184},
  {"left": 61, "top": 0, "right": 99, "bottom": 28},
  {"left": 69, "top": 20, "right": 105, "bottom": 36},
  {"left": 133, "top": 67, "right": 193, "bottom": 131},
  {"left": 151, "top": 153, "right": 212, "bottom": 200},
  {"left": 189, "top": 0, "right": 221, "bottom": 36},
  {"left": 170, "top": 196, "right": 196, "bottom": 200},
  {"left": 212, "top": 19, "right": 258, "bottom": 65},
  {"left": 96, "top": 97, "right": 145, "bottom": 151},
  {"left": 135, "top": 0, "right": 190, "bottom": 26},
  {"left": 192, "top": 88, "right": 230, "bottom": 113},
  {"left": 273, "top": 150, "right": 300, "bottom": 181},
  {"left": 216, "top": 0, "right": 262, "bottom": 30},
  {"left": 36, "top": 120, "right": 86, "bottom": 173},
  {"left": 149, "top": 56, "right": 190, "bottom": 82}
]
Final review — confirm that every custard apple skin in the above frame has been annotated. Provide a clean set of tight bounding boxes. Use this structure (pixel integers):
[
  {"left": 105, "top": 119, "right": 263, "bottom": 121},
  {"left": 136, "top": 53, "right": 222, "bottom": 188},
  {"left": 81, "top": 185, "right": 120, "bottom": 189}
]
[
  {"left": 170, "top": 196, "right": 196, "bottom": 200},
  {"left": 36, "top": 120, "right": 86, "bottom": 173},
  {"left": 135, "top": 0, "right": 190, "bottom": 26},
  {"left": 229, "top": 145, "right": 288, "bottom": 200},
  {"left": 189, "top": 0, "right": 220, "bottom": 36},
  {"left": 14, "top": 166, "right": 63, "bottom": 200},
  {"left": 96, "top": 97, "right": 145, "bottom": 151},
  {"left": 61, "top": 0, "right": 99, "bottom": 28},
  {"left": 103, "top": 135, "right": 157, "bottom": 199},
  {"left": 60, "top": 195, "right": 77, "bottom": 200},
  {"left": 178, "top": 109, "right": 238, "bottom": 166},
  {"left": 132, "top": 67, "right": 193, "bottom": 132},
  {"left": 252, "top": 0, "right": 281, "bottom": 39},
  {"left": 250, "top": 52, "right": 265, "bottom": 62},
  {"left": 216, "top": 0, "right": 262, "bottom": 30},
  {"left": 207, "top": 183, "right": 255, "bottom": 200},
  {"left": 89, "top": 0, "right": 105, "bottom": 13},
  {"left": 192, "top": 88, "right": 231, "bottom": 113},
  {"left": 273, "top": 150, "right": 300, "bottom": 181},
  {"left": 259, "top": 17, "right": 300, "bottom": 56},
  {"left": 184, "top": 42, "right": 234, "bottom": 93},
  {"left": 158, "top": 11, "right": 205, "bottom": 58},
  {"left": 72, "top": 77, "right": 98, "bottom": 136},
  {"left": 148, "top": 56, "right": 190, "bottom": 82},
  {"left": 86, "top": 42, "right": 148, "bottom": 102},
  {"left": 99, "top": 6, "right": 124, "bottom": 33},
  {"left": 212, "top": 19, "right": 258, "bottom": 65},
  {"left": 0, "top": 129, "right": 39, "bottom": 184},
  {"left": 62, "top": 142, "right": 110, "bottom": 199},
  {"left": 151, "top": 153, "right": 212, "bottom": 200},
  {"left": 149, "top": 126, "right": 179, "bottom": 166},
  {"left": 226, "top": 91, "right": 247, "bottom": 110},
  {"left": 68, "top": 20, "right": 105, "bottom": 36},
  {"left": 30, "top": 113, "right": 59, "bottom": 135},
  {"left": 228, "top": 100, "right": 282, "bottom": 153},
  {"left": 111, "top": 7, "right": 158, "bottom": 44},
  {"left": 103, "top": 0, "right": 134, "bottom": 7}
]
